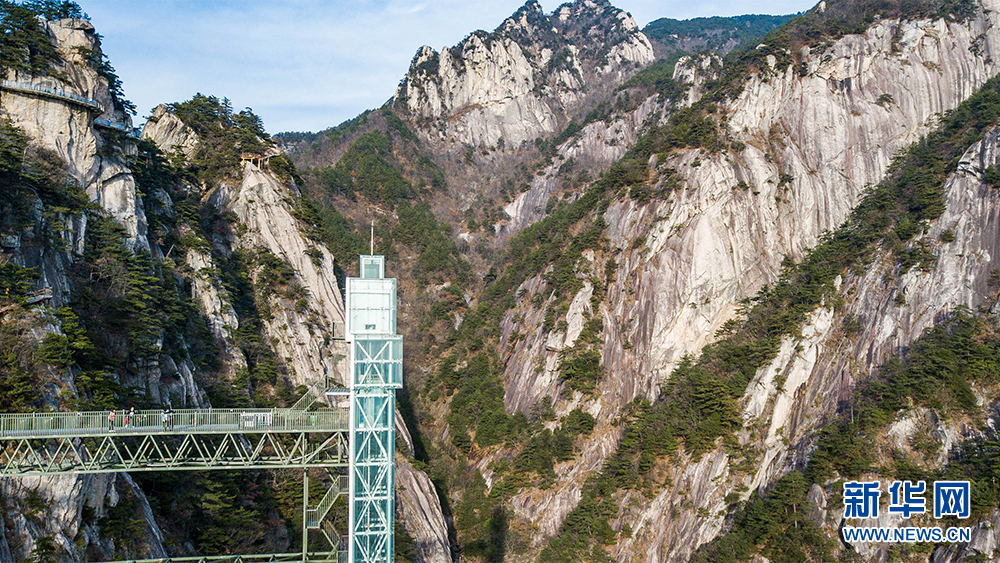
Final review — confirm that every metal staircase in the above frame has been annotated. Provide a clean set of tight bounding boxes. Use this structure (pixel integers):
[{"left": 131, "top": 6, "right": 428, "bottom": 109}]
[{"left": 307, "top": 474, "right": 348, "bottom": 529}]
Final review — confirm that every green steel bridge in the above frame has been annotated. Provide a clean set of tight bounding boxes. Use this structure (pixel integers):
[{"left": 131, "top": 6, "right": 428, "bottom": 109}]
[
  {"left": 0, "top": 404, "right": 352, "bottom": 562},
  {"left": 0, "top": 254, "right": 403, "bottom": 563},
  {"left": 0, "top": 407, "right": 349, "bottom": 475}
]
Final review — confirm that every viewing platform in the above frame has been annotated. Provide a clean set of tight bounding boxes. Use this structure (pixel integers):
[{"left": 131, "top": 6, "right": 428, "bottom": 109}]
[
  {"left": 104, "top": 552, "right": 347, "bottom": 563},
  {"left": 0, "top": 407, "right": 348, "bottom": 439}
]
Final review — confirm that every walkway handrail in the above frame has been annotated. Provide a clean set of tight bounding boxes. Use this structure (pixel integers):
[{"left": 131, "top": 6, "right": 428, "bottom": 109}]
[
  {"left": 1, "top": 79, "right": 103, "bottom": 112},
  {"left": 0, "top": 407, "right": 349, "bottom": 439},
  {"left": 94, "top": 118, "right": 128, "bottom": 131},
  {"left": 291, "top": 377, "right": 329, "bottom": 411},
  {"left": 94, "top": 118, "right": 141, "bottom": 138},
  {"left": 321, "top": 520, "right": 345, "bottom": 552}
]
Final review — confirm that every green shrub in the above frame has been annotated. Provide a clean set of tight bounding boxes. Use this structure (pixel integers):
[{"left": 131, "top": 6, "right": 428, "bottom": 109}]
[{"left": 558, "top": 348, "right": 603, "bottom": 393}]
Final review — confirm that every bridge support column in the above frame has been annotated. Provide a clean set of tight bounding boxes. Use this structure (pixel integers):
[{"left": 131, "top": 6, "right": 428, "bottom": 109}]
[{"left": 303, "top": 470, "right": 309, "bottom": 562}]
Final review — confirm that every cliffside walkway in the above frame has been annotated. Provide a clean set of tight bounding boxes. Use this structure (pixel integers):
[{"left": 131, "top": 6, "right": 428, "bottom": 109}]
[
  {"left": 0, "top": 79, "right": 102, "bottom": 112},
  {"left": 1, "top": 81, "right": 139, "bottom": 137},
  {"left": 94, "top": 117, "right": 141, "bottom": 137}
]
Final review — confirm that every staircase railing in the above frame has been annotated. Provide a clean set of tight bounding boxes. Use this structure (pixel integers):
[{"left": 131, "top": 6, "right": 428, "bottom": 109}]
[{"left": 306, "top": 475, "right": 348, "bottom": 528}]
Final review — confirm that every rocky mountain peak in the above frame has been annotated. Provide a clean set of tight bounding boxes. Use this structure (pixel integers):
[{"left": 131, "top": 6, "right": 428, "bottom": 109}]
[
  {"left": 393, "top": 0, "right": 653, "bottom": 147},
  {"left": 506, "top": 0, "right": 549, "bottom": 28},
  {"left": 553, "top": 0, "right": 639, "bottom": 35}
]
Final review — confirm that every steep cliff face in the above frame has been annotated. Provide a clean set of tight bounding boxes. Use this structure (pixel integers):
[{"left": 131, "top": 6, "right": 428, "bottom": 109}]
[
  {"left": 499, "top": 94, "right": 662, "bottom": 237},
  {"left": 2, "top": 17, "right": 146, "bottom": 249},
  {"left": 478, "top": 2, "right": 1000, "bottom": 558},
  {"left": 208, "top": 164, "right": 347, "bottom": 387},
  {"left": 0, "top": 16, "right": 169, "bottom": 563},
  {"left": 614, "top": 12, "right": 1000, "bottom": 398},
  {"left": 0, "top": 474, "right": 166, "bottom": 562},
  {"left": 142, "top": 104, "right": 199, "bottom": 161},
  {"left": 613, "top": 10, "right": 1000, "bottom": 562},
  {"left": 139, "top": 108, "right": 453, "bottom": 562},
  {"left": 396, "top": 455, "right": 452, "bottom": 563},
  {"left": 394, "top": 0, "right": 654, "bottom": 147},
  {"left": 654, "top": 126, "right": 1000, "bottom": 563}
]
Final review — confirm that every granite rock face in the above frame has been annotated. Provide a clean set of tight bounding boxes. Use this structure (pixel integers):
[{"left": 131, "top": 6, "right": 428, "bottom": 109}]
[
  {"left": 396, "top": 457, "right": 452, "bottom": 563},
  {"left": 0, "top": 17, "right": 171, "bottom": 561},
  {"left": 2, "top": 18, "right": 147, "bottom": 250},
  {"left": 210, "top": 164, "right": 347, "bottom": 388},
  {"left": 479, "top": 3, "right": 1000, "bottom": 559}
]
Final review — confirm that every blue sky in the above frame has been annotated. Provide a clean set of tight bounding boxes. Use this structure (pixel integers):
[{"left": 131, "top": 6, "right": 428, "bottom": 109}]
[{"left": 81, "top": 0, "right": 818, "bottom": 134}]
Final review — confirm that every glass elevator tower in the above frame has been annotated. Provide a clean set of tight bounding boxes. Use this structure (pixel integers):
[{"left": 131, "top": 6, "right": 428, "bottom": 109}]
[{"left": 346, "top": 255, "right": 402, "bottom": 563}]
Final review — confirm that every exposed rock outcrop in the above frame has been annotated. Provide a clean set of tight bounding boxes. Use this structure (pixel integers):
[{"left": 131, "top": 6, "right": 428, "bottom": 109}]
[
  {"left": 0, "top": 473, "right": 165, "bottom": 562},
  {"left": 603, "top": 10, "right": 1000, "bottom": 561},
  {"left": 396, "top": 457, "right": 452, "bottom": 563},
  {"left": 1, "top": 18, "right": 147, "bottom": 249},
  {"left": 210, "top": 164, "right": 346, "bottom": 387},
  {"left": 142, "top": 104, "right": 199, "bottom": 161}
]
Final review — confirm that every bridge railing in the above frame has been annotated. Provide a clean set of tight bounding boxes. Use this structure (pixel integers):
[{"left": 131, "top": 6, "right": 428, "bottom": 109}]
[
  {"left": 0, "top": 407, "right": 349, "bottom": 439},
  {"left": 98, "top": 551, "right": 346, "bottom": 563}
]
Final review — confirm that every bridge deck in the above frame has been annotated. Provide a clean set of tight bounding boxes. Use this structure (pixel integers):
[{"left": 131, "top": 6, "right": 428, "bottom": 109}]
[
  {"left": 0, "top": 408, "right": 348, "bottom": 440},
  {"left": 98, "top": 551, "right": 346, "bottom": 563}
]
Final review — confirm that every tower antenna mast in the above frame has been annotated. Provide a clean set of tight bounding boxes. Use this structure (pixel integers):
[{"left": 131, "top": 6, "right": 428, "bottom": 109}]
[{"left": 370, "top": 221, "right": 374, "bottom": 255}]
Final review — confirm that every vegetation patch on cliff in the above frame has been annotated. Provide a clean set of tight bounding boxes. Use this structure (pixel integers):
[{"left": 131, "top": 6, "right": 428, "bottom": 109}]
[
  {"left": 168, "top": 94, "right": 272, "bottom": 186},
  {"left": 0, "top": 0, "right": 84, "bottom": 78}
]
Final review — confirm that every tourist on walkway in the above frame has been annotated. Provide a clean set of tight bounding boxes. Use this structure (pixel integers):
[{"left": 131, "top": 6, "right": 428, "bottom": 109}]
[{"left": 107, "top": 409, "right": 115, "bottom": 432}]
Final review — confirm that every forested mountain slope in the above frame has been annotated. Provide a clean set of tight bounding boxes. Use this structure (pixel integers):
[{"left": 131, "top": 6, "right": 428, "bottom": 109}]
[{"left": 643, "top": 14, "right": 795, "bottom": 56}]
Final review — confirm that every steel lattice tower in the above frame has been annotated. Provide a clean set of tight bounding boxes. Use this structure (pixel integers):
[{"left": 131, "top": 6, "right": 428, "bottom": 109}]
[{"left": 345, "top": 255, "right": 402, "bottom": 563}]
